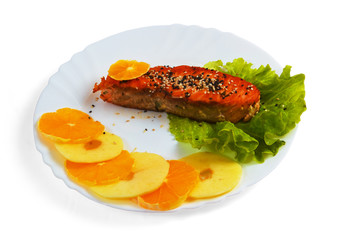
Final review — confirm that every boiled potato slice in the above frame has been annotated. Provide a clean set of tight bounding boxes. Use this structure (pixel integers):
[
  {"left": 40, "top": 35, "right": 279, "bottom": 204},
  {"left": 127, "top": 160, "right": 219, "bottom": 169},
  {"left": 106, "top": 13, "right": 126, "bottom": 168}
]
[
  {"left": 55, "top": 132, "right": 123, "bottom": 163},
  {"left": 89, "top": 152, "right": 169, "bottom": 198},
  {"left": 180, "top": 152, "right": 242, "bottom": 199}
]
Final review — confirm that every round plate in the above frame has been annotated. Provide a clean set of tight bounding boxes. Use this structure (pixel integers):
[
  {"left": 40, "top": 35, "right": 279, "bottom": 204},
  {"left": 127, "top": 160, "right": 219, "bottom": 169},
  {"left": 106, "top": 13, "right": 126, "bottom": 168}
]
[{"left": 33, "top": 24, "right": 294, "bottom": 212}]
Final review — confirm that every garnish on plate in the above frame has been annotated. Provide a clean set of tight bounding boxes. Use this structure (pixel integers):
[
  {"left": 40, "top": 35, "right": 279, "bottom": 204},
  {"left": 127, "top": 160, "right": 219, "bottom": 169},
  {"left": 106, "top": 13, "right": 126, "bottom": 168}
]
[
  {"left": 37, "top": 108, "right": 104, "bottom": 143},
  {"left": 55, "top": 132, "right": 123, "bottom": 163},
  {"left": 108, "top": 60, "right": 150, "bottom": 81},
  {"left": 65, "top": 150, "right": 134, "bottom": 186},
  {"left": 180, "top": 152, "right": 242, "bottom": 199},
  {"left": 137, "top": 160, "right": 199, "bottom": 211},
  {"left": 89, "top": 152, "right": 170, "bottom": 199},
  {"left": 37, "top": 108, "right": 243, "bottom": 211}
]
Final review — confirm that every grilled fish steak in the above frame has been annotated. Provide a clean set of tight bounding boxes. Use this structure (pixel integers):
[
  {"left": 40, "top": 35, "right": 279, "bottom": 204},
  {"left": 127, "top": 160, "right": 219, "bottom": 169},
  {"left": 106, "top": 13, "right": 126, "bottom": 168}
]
[{"left": 93, "top": 65, "right": 260, "bottom": 123}]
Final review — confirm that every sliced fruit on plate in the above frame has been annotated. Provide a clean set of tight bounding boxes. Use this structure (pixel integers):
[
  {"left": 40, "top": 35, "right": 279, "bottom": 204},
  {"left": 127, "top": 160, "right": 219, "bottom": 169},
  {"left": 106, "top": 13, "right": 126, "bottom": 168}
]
[
  {"left": 37, "top": 108, "right": 105, "bottom": 143},
  {"left": 89, "top": 152, "right": 169, "bottom": 198},
  {"left": 108, "top": 60, "right": 150, "bottom": 81},
  {"left": 180, "top": 152, "right": 242, "bottom": 199},
  {"left": 65, "top": 150, "right": 134, "bottom": 186},
  {"left": 137, "top": 160, "right": 199, "bottom": 211},
  {"left": 55, "top": 132, "right": 123, "bottom": 163}
]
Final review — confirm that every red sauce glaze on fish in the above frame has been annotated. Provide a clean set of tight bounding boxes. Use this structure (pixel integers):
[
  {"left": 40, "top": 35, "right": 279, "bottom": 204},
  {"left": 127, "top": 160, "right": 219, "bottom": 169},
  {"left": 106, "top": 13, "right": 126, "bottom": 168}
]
[{"left": 93, "top": 65, "right": 260, "bottom": 123}]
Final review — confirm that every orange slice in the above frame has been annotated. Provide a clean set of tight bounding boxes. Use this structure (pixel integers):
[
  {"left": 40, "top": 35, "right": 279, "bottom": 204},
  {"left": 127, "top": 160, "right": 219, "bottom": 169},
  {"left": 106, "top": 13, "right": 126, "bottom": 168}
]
[
  {"left": 65, "top": 150, "right": 134, "bottom": 186},
  {"left": 108, "top": 60, "right": 150, "bottom": 81},
  {"left": 137, "top": 160, "right": 199, "bottom": 211},
  {"left": 38, "top": 108, "right": 104, "bottom": 143}
]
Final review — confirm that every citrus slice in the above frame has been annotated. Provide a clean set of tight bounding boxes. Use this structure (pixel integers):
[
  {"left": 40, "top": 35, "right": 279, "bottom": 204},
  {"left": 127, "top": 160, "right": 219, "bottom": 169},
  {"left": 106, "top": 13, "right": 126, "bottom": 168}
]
[
  {"left": 137, "top": 160, "right": 199, "bottom": 211},
  {"left": 38, "top": 108, "right": 104, "bottom": 143},
  {"left": 108, "top": 60, "right": 150, "bottom": 81},
  {"left": 65, "top": 150, "right": 134, "bottom": 186},
  {"left": 55, "top": 132, "right": 123, "bottom": 163}
]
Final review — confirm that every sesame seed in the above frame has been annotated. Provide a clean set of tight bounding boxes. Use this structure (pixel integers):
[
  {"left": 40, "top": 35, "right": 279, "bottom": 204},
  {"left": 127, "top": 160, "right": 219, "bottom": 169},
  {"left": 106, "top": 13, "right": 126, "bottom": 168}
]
[{"left": 141, "top": 66, "right": 250, "bottom": 100}]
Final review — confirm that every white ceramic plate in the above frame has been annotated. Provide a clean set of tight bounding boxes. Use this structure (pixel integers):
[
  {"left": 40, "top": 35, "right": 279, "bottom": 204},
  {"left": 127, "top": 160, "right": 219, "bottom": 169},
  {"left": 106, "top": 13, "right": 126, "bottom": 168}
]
[{"left": 33, "top": 24, "right": 295, "bottom": 212}]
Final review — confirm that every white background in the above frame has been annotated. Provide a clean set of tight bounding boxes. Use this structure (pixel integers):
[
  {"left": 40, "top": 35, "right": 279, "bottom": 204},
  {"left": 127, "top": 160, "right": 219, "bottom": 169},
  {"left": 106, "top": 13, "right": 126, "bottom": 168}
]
[{"left": 1, "top": 0, "right": 359, "bottom": 239}]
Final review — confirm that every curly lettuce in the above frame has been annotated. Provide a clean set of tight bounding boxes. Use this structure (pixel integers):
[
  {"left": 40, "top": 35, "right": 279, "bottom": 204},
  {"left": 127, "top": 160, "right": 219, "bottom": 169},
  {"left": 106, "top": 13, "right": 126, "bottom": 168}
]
[{"left": 168, "top": 58, "right": 306, "bottom": 163}]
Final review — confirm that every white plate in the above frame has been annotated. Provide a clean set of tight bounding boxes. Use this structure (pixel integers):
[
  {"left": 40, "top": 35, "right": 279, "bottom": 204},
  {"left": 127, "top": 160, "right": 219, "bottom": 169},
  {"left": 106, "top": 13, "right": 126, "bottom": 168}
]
[{"left": 33, "top": 24, "right": 295, "bottom": 212}]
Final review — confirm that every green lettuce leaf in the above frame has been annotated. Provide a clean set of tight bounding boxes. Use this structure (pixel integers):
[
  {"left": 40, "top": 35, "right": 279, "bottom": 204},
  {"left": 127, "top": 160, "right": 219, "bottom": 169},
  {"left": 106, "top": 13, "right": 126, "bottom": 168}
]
[
  {"left": 168, "top": 115, "right": 259, "bottom": 163},
  {"left": 168, "top": 58, "right": 306, "bottom": 163}
]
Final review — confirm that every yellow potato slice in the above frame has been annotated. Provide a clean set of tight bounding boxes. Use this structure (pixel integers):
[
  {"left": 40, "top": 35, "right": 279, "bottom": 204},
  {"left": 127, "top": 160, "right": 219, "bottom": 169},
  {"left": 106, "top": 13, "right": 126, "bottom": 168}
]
[
  {"left": 89, "top": 152, "right": 169, "bottom": 198},
  {"left": 180, "top": 152, "right": 242, "bottom": 199},
  {"left": 54, "top": 132, "right": 123, "bottom": 163}
]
